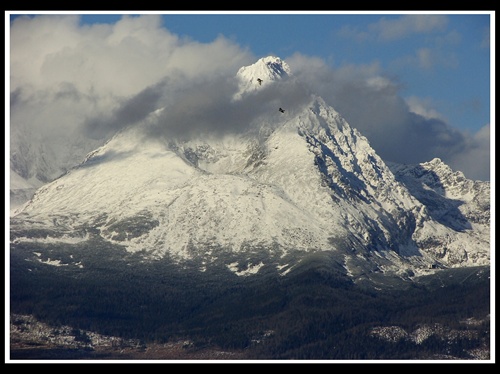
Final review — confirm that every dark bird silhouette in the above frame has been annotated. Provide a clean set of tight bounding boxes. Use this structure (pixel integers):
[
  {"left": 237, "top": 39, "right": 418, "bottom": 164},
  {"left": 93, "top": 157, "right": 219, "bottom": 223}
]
[
  {"left": 257, "top": 78, "right": 263, "bottom": 85},
  {"left": 279, "top": 108, "right": 285, "bottom": 113}
]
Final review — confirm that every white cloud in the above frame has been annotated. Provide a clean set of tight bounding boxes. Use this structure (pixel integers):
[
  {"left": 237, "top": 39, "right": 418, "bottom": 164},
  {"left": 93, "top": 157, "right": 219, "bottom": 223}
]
[
  {"left": 336, "top": 24, "right": 371, "bottom": 42},
  {"left": 416, "top": 48, "right": 433, "bottom": 69},
  {"left": 480, "top": 26, "right": 490, "bottom": 49},
  {"left": 10, "top": 14, "right": 251, "bottom": 98},
  {"left": 338, "top": 15, "right": 449, "bottom": 42},
  {"left": 405, "top": 96, "right": 447, "bottom": 121},
  {"left": 391, "top": 46, "right": 459, "bottom": 71},
  {"left": 435, "top": 30, "right": 462, "bottom": 46},
  {"left": 446, "top": 124, "right": 491, "bottom": 181},
  {"left": 369, "top": 15, "right": 449, "bottom": 41}
]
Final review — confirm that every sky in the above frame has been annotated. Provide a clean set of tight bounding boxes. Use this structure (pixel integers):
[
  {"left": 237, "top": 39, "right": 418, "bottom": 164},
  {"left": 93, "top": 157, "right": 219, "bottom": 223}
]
[{"left": 6, "top": 10, "right": 494, "bottom": 181}]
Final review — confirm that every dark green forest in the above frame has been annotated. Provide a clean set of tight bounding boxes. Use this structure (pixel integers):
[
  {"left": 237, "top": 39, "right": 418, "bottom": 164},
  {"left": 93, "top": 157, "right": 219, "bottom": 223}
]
[{"left": 10, "top": 240, "right": 490, "bottom": 360}]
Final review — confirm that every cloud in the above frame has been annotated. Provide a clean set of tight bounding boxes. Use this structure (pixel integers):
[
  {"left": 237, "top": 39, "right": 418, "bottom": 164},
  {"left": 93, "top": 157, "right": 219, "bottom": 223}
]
[
  {"left": 480, "top": 26, "right": 490, "bottom": 48},
  {"left": 83, "top": 79, "right": 170, "bottom": 139},
  {"left": 287, "top": 53, "right": 490, "bottom": 181},
  {"left": 336, "top": 24, "right": 371, "bottom": 42},
  {"left": 435, "top": 30, "right": 462, "bottom": 46},
  {"left": 405, "top": 96, "right": 447, "bottom": 121},
  {"left": 369, "top": 15, "right": 449, "bottom": 41},
  {"left": 10, "top": 15, "right": 252, "bottom": 97},
  {"left": 145, "top": 74, "right": 310, "bottom": 140},
  {"left": 9, "top": 14, "right": 254, "bottom": 180},
  {"left": 446, "top": 124, "right": 491, "bottom": 181},
  {"left": 390, "top": 47, "right": 459, "bottom": 71},
  {"left": 416, "top": 48, "right": 433, "bottom": 69},
  {"left": 81, "top": 72, "right": 311, "bottom": 141},
  {"left": 338, "top": 15, "right": 449, "bottom": 43}
]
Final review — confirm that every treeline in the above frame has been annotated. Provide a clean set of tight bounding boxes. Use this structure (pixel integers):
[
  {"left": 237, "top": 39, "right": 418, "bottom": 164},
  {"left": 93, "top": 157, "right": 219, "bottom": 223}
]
[{"left": 10, "top": 243, "right": 490, "bottom": 359}]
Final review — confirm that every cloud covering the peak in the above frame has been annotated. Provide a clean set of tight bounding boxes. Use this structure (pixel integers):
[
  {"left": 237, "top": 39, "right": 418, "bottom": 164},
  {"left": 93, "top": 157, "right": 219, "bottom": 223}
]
[
  {"left": 10, "top": 15, "right": 254, "bottom": 138},
  {"left": 8, "top": 14, "right": 490, "bottom": 181}
]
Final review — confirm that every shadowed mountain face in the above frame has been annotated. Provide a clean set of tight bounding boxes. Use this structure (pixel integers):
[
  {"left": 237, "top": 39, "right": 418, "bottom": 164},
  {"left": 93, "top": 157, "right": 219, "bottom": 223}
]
[
  {"left": 390, "top": 159, "right": 490, "bottom": 229},
  {"left": 393, "top": 165, "right": 471, "bottom": 231}
]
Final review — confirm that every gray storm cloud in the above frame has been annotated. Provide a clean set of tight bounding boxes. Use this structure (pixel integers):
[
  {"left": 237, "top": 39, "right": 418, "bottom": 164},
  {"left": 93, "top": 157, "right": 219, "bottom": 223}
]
[
  {"left": 152, "top": 77, "right": 310, "bottom": 139},
  {"left": 84, "top": 80, "right": 170, "bottom": 139},
  {"left": 94, "top": 74, "right": 312, "bottom": 140}
]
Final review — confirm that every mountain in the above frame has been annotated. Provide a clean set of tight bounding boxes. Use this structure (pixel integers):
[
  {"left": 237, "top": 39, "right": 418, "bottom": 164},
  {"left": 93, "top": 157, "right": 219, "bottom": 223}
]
[
  {"left": 9, "top": 56, "right": 491, "bottom": 360},
  {"left": 10, "top": 56, "right": 490, "bottom": 282},
  {"left": 9, "top": 169, "right": 43, "bottom": 213},
  {"left": 9, "top": 123, "right": 104, "bottom": 212},
  {"left": 389, "top": 158, "right": 490, "bottom": 267}
]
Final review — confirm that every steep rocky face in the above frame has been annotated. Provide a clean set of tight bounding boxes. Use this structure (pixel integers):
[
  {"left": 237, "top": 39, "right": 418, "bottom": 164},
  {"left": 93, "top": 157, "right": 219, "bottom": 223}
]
[
  {"left": 390, "top": 158, "right": 490, "bottom": 227},
  {"left": 10, "top": 56, "right": 490, "bottom": 278},
  {"left": 388, "top": 159, "right": 490, "bottom": 267}
]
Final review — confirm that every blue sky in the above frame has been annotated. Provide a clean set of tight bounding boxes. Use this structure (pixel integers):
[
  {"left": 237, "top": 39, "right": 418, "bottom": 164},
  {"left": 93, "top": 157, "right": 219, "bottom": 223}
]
[{"left": 7, "top": 11, "right": 494, "bottom": 180}]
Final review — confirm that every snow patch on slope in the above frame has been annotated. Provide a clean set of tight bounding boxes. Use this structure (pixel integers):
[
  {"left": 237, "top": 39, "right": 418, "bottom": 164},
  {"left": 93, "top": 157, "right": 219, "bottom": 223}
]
[{"left": 227, "top": 261, "right": 265, "bottom": 276}]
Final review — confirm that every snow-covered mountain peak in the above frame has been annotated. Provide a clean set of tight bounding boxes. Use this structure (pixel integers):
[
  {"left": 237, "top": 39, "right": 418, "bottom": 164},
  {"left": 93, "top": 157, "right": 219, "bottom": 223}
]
[
  {"left": 237, "top": 56, "right": 291, "bottom": 83},
  {"left": 235, "top": 56, "right": 291, "bottom": 99},
  {"left": 390, "top": 157, "right": 488, "bottom": 201},
  {"left": 422, "top": 157, "right": 457, "bottom": 176}
]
